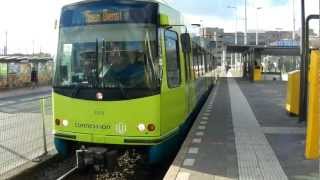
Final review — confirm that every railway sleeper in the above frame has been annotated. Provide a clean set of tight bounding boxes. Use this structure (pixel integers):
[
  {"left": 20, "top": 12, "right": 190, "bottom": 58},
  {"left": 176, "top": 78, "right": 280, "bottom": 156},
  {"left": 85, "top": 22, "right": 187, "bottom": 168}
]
[{"left": 76, "top": 146, "right": 118, "bottom": 172}]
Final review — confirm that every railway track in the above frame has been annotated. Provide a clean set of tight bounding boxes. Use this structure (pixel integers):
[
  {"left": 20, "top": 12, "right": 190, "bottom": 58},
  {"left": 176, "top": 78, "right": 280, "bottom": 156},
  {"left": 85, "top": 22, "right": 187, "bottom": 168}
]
[
  {"left": 56, "top": 166, "right": 79, "bottom": 180},
  {"left": 56, "top": 150, "right": 137, "bottom": 180},
  {"left": 10, "top": 100, "right": 203, "bottom": 180},
  {"left": 11, "top": 150, "right": 166, "bottom": 180}
]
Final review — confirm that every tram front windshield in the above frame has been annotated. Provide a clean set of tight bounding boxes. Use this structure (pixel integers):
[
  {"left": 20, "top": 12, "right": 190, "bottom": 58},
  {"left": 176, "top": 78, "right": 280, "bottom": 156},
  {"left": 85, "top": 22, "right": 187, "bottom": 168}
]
[
  {"left": 53, "top": 1, "right": 161, "bottom": 99},
  {"left": 54, "top": 24, "right": 159, "bottom": 90}
]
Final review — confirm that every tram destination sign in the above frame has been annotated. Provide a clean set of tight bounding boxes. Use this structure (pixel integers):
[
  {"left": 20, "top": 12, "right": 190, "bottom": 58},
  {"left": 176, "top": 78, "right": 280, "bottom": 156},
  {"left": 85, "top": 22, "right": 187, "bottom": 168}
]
[
  {"left": 60, "top": 1, "right": 158, "bottom": 27},
  {"left": 84, "top": 10, "right": 123, "bottom": 24}
]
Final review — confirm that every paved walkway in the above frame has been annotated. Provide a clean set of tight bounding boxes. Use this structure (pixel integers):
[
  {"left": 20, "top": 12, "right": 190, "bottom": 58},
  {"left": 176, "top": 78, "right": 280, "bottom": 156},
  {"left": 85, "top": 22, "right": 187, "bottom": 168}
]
[
  {"left": 229, "top": 78, "right": 287, "bottom": 180},
  {"left": 219, "top": 68, "right": 243, "bottom": 78},
  {"left": 0, "top": 86, "right": 52, "bottom": 99},
  {"left": 165, "top": 78, "right": 319, "bottom": 180},
  {"left": 0, "top": 86, "right": 53, "bottom": 178}
]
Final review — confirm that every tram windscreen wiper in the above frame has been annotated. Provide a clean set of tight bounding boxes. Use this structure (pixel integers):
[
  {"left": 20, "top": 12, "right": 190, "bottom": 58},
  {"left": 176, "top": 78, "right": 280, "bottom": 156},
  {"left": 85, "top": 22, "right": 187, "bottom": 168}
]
[
  {"left": 112, "top": 76, "right": 129, "bottom": 99},
  {"left": 95, "top": 38, "right": 100, "bottom": 88},
  {"left": 71, "top": 83, "right": 88, "bottom": 97}
]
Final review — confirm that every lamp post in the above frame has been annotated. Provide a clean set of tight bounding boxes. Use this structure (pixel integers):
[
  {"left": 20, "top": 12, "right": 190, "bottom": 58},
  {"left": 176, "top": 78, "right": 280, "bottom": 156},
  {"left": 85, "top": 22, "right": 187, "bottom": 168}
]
[
  {"left": 196, "top": 20, "right": 205, "bottom": 48},
  {"left": 227, "top": 5, "right": 238, "bottom": 71},
  {"left": 244, "top": 0, "right": 248, "bottom": 45},
  {"left": 299, "top": 0, "right": 306, "bottom": 122},
  {"left": 200, "top": 20, "right": 205, "bottom": 38},
  {"left": 291, "top": 0, "right": 296, "bottom": 74},
  {"left": 32, "top": 40, "right": 35, "bottom": 56},
  {"left": 276, "top": 27, "right": 283, "bottom": 43},
  {"left": 227, "top": 6, "right": 238, "bottom": 45},
  {"left": 256, "top": 7, "right": 263, "bottom": 45},
  {"left": 4, "top": 31, "right": 7, "bottom": 56},
  {"left": 292, "top": 0, "right": 296, "bottom": 40}
]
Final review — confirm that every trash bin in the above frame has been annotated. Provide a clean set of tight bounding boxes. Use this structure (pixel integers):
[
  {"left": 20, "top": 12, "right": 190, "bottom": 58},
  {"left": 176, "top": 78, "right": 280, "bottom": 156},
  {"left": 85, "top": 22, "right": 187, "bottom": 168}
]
[
  {"left": 253, "top": 66, "right": 262, "bottom": 81},
  {"left": 285, "top": 70, "right": 300, "bottom": 116}
]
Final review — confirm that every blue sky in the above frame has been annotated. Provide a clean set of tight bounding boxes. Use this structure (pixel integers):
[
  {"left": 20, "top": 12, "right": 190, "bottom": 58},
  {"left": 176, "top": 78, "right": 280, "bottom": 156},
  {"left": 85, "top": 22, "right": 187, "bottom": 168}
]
[
  {"left": 170, "top": 0, "right": 289, "bottom": 19},
  {"left": 271, "top": 0, "right": 288, "bottom": 6},
  {"left": 167, "top": 0, "right": 319, "bottom": 34},
  {"left": 171, "top": 0, "right": 237, "bottom": 19}
]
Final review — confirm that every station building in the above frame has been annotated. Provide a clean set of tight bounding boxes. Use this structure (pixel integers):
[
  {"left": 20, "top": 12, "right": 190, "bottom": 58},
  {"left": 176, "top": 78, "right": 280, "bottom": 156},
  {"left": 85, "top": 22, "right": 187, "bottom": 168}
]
[{"left": 0, "top": 55, "right": 53, "bottom": 89}]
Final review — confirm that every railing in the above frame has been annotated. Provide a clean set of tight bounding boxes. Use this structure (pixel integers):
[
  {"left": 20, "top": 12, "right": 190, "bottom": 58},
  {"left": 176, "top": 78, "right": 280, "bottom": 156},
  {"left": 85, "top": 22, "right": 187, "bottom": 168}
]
[{"left": 0, "top": 96, "right": 53, "bottom": 177}]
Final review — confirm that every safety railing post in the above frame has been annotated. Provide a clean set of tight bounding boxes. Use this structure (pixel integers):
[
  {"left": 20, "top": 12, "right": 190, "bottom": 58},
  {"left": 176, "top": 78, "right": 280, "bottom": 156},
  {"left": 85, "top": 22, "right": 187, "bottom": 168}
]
[{"left": 40, "top": 98, "right": 48, "bottom": 155}]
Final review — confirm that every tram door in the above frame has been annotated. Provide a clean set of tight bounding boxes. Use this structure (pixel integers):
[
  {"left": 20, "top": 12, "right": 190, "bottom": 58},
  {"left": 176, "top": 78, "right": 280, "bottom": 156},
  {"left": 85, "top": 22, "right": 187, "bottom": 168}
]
[
  {"left": 184, "top": 50, "right": 192, "bottom": 114},
  {"left": 181, "top": 33, "right": 193, "bottom": 115},
  {"left": 160, "top": 29, "right": 185, "bottom": 135}
]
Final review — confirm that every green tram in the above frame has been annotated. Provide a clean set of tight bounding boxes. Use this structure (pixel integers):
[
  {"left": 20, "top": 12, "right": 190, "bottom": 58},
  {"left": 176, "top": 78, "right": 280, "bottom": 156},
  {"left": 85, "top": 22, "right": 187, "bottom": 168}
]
[{"left": 53, "top": 0, "right": 218, "bottom": 165}]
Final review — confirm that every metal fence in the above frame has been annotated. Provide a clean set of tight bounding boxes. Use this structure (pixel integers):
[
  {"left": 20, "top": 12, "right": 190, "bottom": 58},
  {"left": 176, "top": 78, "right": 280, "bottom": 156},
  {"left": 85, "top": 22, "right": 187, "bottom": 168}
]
[{"left": 0, "top": 96, "right": 53, "bottom": 177}]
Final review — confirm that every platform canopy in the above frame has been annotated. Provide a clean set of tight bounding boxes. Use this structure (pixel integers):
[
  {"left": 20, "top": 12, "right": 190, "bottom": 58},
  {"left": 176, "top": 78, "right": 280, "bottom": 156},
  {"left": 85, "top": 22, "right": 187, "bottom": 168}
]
[
  {"left": 226, "top": 45, "right": 300, "bottom": 56},
  {"left": 0, "top": 56, "right": 53, "bottom": 63}
]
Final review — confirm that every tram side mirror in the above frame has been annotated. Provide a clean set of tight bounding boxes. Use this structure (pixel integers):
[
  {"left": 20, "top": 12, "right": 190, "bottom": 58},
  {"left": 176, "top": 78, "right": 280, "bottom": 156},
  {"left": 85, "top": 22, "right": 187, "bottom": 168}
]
[{"left": 181, "top": 33, "right": 191, "bottom": 53}]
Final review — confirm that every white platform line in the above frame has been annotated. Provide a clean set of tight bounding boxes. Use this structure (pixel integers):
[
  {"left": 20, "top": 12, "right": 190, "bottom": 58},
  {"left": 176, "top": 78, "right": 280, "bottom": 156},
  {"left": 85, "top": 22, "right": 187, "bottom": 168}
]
[
  {"left": 200, "top": 121, "right": 208, "bottom": 125},
  {"left": 228, "top": 78, "right": 288, "bottom": 180},
  {"left": 262, "top": 127, "right": 305, "bottom": 134},
  {"left": 0, "top": 101, "right": 15, "bottom": 106},
  {"left": 20, "top": 97, "right": 39, "bottom": 102},
  {"left": 196, "top": 131, "right": 204, "bottom": 136},
  {"left": 183, "top": 158, "right": 195, "bottom": 166},
  {"left": 188, "top": 147, "right": 199, "bottom": 154},
  {"left": 176, "top": 172, "right": 190, "bottom": 180},
  {"left": 192, "top": 138, "right": 202, "bottom": 143}
]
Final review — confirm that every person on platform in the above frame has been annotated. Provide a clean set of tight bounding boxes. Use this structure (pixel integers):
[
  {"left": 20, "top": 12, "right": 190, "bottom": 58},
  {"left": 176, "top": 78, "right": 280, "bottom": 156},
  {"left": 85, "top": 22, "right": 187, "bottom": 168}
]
[
  {"left": 31, "top": 67, "right": 38, "bottom": 89},
  {"left": 225, "top": 63, "right": 231, "bottom": 74}
]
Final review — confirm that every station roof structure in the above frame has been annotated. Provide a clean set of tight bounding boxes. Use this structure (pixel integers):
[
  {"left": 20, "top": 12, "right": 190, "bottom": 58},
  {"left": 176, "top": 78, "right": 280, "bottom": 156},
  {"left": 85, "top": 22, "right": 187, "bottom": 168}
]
[
  {"left": 226, "top": 45, "right": 300, "bottom": 56},
  {"left": 0, "top": 56, "right": 53, "bottom": 63}
]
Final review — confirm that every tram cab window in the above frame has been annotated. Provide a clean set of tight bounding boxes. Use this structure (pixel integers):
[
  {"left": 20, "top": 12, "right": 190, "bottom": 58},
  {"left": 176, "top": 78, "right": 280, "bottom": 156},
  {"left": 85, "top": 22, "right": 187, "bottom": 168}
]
[
  {"left": 59, "top": 44, "right": 73, "bottom": 85},
  {"left": 165, "top": 30, "right": 181, "bottom": 88}
]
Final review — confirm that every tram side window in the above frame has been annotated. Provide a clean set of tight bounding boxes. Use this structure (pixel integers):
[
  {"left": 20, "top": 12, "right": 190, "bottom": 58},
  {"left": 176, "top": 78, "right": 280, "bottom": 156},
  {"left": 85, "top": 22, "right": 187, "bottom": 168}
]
[
  {"left": 197, "top": 51, "right": 201, "bottom": 77},
  {"left": 184, "top": 52, "right": 190, "bottom": 81},
  {"left": 192, "top": 45, "right": 198, "bottom": 79},
  {"left": 165, "top": 30, "right": 181, "bottom": 88},
  {"left": 202, "top": 54, "right": 205, "bottom": 75},
  {"left": 207, "top": 56, "right": 210, "bottom": 73},
  {"left": 209, "top": 55, "right": 213, "bottom": 72},
  {"left": 199, "top": 52, "right": 203, "bottom": 76}
]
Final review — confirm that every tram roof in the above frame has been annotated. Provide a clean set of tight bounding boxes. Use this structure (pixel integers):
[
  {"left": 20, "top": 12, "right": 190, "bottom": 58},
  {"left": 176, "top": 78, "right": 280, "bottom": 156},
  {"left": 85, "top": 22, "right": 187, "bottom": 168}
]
[{"left": 64, "top": 0, "right": 170, "bottom": 7}]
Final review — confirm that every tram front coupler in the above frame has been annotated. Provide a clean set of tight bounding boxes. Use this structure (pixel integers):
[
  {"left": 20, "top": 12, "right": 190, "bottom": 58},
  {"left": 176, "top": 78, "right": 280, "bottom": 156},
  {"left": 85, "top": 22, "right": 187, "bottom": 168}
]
[{"left": 76, "top": 146, "right": 118, "bottom": 171}]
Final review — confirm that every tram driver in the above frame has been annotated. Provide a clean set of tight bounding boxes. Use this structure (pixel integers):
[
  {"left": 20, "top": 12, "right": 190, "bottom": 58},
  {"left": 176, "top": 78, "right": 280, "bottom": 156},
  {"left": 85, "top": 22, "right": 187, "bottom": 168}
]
[{"left": 102, "top": 42, "right": 146, "bottom": 88}]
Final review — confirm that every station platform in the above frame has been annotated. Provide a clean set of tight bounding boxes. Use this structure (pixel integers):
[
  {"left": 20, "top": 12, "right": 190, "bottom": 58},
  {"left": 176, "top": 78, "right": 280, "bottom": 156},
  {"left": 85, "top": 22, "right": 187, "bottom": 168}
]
[{"left": 165, "top": 78, "right": 319, "bottom": 180}]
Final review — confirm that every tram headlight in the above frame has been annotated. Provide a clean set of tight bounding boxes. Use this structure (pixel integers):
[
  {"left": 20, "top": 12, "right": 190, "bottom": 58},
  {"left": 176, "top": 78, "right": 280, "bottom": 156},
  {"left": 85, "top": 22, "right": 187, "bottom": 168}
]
[
  {"left": 62, "top": 119, "right": 69, "bottom": 127},
  {"left": 137, "top": 123, "right": 146, "bottom": 132}
]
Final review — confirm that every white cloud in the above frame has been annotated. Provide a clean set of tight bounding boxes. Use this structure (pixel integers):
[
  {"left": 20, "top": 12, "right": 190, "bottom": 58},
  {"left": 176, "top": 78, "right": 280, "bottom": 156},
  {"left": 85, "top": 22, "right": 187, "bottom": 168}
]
[
  {"left": 0, "top": 0, "right": 319, "bottom": 55},
  {"left": 183, "top": 14, "right": 235, "bottom": 33},
  {"left": 0, "top": 0, "right": 78, "bottom": 55}
]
